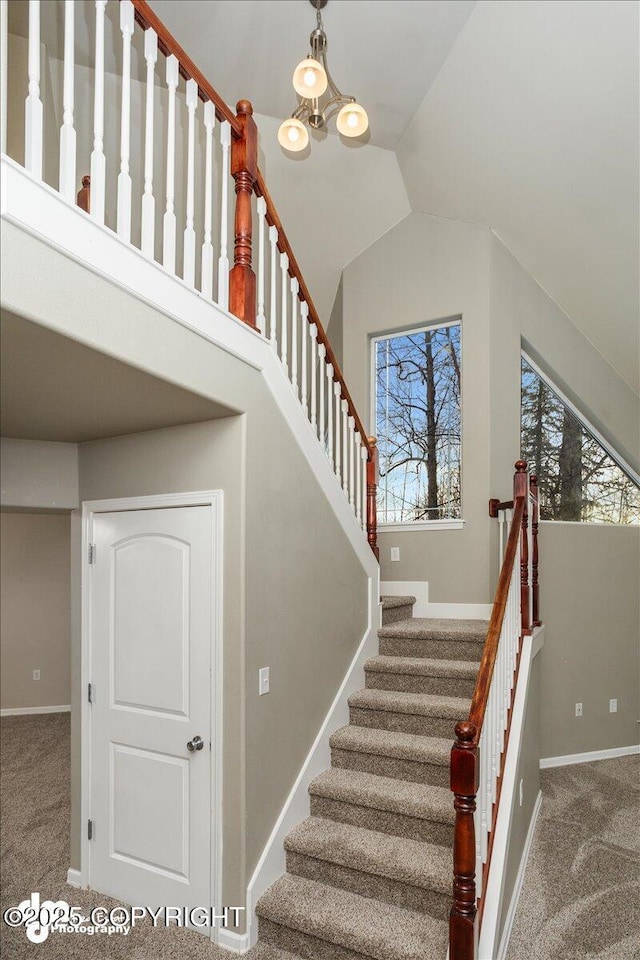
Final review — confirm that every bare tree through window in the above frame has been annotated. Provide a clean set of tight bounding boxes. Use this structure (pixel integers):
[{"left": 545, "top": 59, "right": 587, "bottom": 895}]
[
  {"left": 374, "top": 322, "right": 461, "bottom": 523},
  {"left": 521, "top": 357, "right": 639, "bottom": 524}
]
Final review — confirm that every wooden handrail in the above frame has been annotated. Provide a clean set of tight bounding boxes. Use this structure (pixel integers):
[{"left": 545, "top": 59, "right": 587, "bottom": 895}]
[
  {"left": 468, "top": 496, "right": 525, "bottom": 732},
  {"left": 254, "top": 171, "right": 373, "bottom": 459},
  {"left": 130, "top": 0, "right": 242, "bottom": 136}
]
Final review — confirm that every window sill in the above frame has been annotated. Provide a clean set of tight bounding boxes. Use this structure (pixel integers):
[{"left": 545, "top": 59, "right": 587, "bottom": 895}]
[{"left": 378, "top": 520, "right": 465, "bottom": 533}]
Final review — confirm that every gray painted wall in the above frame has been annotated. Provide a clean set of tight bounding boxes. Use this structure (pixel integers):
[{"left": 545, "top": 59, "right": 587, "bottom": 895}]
[
  {"left": 343, "top": 211, "right": 493, "bottom": 603},
  {"left": 0, "top": 438, "right": 79, "bottom": 510},
  {"left": 0, "top": 511, "right": 71, "bottom": 710},
  {"left": 3, "top": 220, "right": 370, "bottom": 924},
  {"left": 538, "top": 522, "right": 640, "bottom": 758}
]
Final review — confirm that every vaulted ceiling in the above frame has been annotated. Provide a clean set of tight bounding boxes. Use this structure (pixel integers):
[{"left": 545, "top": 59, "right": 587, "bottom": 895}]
[{"left": 145, "top": 0, "right": 638, "bottom": 398}]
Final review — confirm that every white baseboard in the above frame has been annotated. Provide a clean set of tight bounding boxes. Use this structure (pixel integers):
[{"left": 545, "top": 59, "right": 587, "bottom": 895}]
[
  {"left": 540, "top": 743, "right": 640, "bottom": 769},
  {"left": 217, "top": 928, "right": 250, "bottom": 953},
  {"left": 245, "top": 576, "right": 380, "bottom": 948},
  {"left": 0, "top": 704, "right": 71, "bottom": 717},
  {"left": 66, "top": 868, "right": 81, "bottom": 888},
  {"left": 494, "top": 789, "right": 543, "bottom": 960},
  {"left": 380, "top": 580, "right": 492, "bottom": 620}
]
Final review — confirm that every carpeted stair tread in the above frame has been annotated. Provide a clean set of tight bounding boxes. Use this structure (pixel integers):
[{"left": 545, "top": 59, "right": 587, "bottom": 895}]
[
  {"left": 248, "top": 944, "right": 304, "bottom": 960},
  {"left": 349, "top": 688, "right": 470, "bottom": 718},
  {"left": 378, "top": 617, "right": 488, "bottom": 641},
  {"left": 309, "top": 767, "right": 455, "bottom": 824},
  {"left": 365, "top": 655, "right": 480, "bottom": 678},
  {"left": 330, "top": 724, "right": 451, "bottom": 765},
  {"left": 380, "top": 595, "right": 417, "bottom": 609},
  {"left": 284, "top": 816, "right": 451, "bottom": 893},
  {"left": 256, "top": 874, "right": 448, "bottom": 960}
]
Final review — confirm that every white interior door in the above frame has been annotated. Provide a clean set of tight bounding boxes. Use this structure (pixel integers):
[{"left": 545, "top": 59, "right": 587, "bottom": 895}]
[{"left": 89, "top": 505, "right": 213, "bottom": 912}]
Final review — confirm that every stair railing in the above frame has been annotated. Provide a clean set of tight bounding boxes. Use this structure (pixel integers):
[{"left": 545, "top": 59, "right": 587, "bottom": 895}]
[
  {"left": 449, "top": 461, "right": 540, "bottom": 960},
  {"left": 3, "top": 0, "right": 378, "bottom": 557}
]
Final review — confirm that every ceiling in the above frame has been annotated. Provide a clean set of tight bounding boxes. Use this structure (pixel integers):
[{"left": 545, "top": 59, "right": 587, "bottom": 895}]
[
  {"left": 396, "top": 0, "right": 640, "bottom": 395},
  {"left": 147, "top": 0, "right": 476, "bottom": 150},
  {"left": 0, "top": 312, "right": 233, "bottom": 442}
]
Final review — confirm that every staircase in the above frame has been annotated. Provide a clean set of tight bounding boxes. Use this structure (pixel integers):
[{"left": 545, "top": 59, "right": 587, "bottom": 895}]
[{"left": 250, "top": 598, "right": 488, "bottom": 960}]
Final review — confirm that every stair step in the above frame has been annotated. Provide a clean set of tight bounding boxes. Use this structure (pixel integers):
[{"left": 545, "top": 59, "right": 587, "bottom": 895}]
[
  {"left": 365, "top": 655, "right": 479, "bottom": 697},
  {"left": 349, "top": 688, "right": 470, "bottom": 737},
  {"left": 379, "top": 618, "right": 488, "bottom": 662},
  {"left": 380, "top": 595, "right": 416, "bottom": 626},
  {"left": 330, "top": 725, "right": 451, "bottom": 787},
  {"left": 284, "top": 816, "right": 451, "bottom": 917},
  {"left": 248, "top": 944, "right": 304, "bottom": 960},
  {"left": 381, "top": 595, "right": 417, "bottom": 610},
  {"left": 309, "top": 767, "right": 454, "bottom": 844},
  {"left": 256, "top": 874, "right": 448, "bottom": 960}
]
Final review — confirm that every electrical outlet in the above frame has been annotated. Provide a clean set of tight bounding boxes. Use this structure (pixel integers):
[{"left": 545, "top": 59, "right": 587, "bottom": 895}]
[
  {"left": 32, "top": 670, "right": 41, "bottom": 681},
  {"left": 609, "top": 698, "right": 618, "bottom": 713},
  {"left": 519, "top": 778, "right": 524, "bottom": 806},
  {"left": 259, "top": 667, "right": 270, "bottom": 696},
  {"left": 390, "top": 547, "right": 400, "bottom": 562},
  {"left": 575, "top": 702, "right": 583, "bottom": 717}
]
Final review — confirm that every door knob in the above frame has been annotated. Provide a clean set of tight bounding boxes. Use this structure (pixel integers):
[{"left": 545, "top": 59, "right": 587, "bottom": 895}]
[{"left": 187, "top": 735, "right": 204, "bottom": 752}]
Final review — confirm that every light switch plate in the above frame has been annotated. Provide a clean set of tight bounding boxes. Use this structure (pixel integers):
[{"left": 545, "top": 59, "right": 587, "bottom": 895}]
[
  {"left": 259, "top": 667, "right": 270, "bottom": 696},
  {"left": 390, "top": 547, "right": 400, "bottom": 562}
]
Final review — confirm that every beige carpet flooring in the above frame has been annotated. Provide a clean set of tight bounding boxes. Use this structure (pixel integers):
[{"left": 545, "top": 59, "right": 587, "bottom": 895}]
[
  {"left": 3, "top": 715, "right": 638, "bottom": 959},
  {"left": 507, "top": 755, "right": 640, "bottom": 960},
  {"left": 0, "top": 714, "right": 235, "bottom": 959}
]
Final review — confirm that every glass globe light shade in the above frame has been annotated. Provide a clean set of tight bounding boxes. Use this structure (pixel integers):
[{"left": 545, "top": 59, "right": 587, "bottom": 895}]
[
  {"left": 292, "top": 57, "right": 328, "bottom": 99},
  {"left": 277, "top": 117, "right": 309, "bottom": 152},
  {"left": 336, "top": 102, "right": 369, "bottom": 138}
]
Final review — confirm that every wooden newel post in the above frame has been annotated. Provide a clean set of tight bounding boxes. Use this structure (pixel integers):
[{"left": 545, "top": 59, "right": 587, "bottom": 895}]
[
  {"left": 513, "top": 460, "right": 530, "bottom": 634},
  {"left": 450, "top": 720, "right": 478, "bottom": 960},
  {"left": 230, "top": 99, "right": 258, "bottom": 329},
  {"left": 530, "top": 474, "right": 540, "bottom": 627},
  {"left": 366, "top": 437, "right": 379, "bottom": 561},
  {"left": 77, "top": 174, "right": 90, "bottom": 213}
]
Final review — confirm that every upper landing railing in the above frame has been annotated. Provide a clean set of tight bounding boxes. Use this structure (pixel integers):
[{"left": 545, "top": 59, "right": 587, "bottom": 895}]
[{"left": 1, "top": 0, "right": 379, "bottom": 558}]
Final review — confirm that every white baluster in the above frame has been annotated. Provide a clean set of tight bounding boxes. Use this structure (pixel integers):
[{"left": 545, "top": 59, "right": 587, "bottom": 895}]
[
  {"left": 280, "top": 253, "right": 289, "bottom": 375},
  {"left": 268, "top": 225, "right": 278, "bottom": 348},
  {"left": 90, "top": 0, "right": 107, "bottom": 222},
  {"left": 217, "top": 120, "right": 231, "bottom": 309},
  {"left": 290, "top": 278, "right": 299, "bottom": 395},
  {"left": 326, "top": 364, "right": 334, "bottom": 459},
  {"left": 141, "top": 27, "right": 158, "bottom": 258},
  {"left": 256, "top": 196, "right": 267, "bottom": 334},
  {"left": 300, "top": 302, "right": 309, "bottom": 414},
  {"left": 361, "top": 446, "right": 368, "bottom": 532},
  {"left": 310, "top": 324, "right": 318, "bottom": 432},
  {"left": 59, "top": 0, "right": 76, "bottom": 200},
  {"left": 201, "top": 101, "right": 215, "bottom": 298},
  {"left": 354, "top": 432, "right": 362, "bottom": 522},
  {"left": 162, "top": 54, "right": 179, "bottom": 271},
  {"left": 116, "top": 0, "right": 134, "bottom": 241},
  {"left": 318, "top": 343, "right": 326, "bottom": 445},
  {"left": 25, "top": 0, "right": 43, "bottom": 178},
  {"left": 348, "top": 417, "right": 356, "bottom": 509},
  {"left": 183, "top": 77, "right": 198, "bottom": 286},
  {"left": 342, "top": 401, "right": 349, "bottom": 495},
  {"left": 334, "top": 383, "right": 341, "bottom": 480},
  {"left": 478, "top": 724, "right": 487, "bottom": 866},
  {"left": 1, "top": 0, "right": 8, "bottom": 155}
]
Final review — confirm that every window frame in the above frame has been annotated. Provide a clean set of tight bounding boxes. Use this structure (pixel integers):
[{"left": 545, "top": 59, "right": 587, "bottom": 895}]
[{"left": 370, "top": 316, "right": 464, "bottom": 531}]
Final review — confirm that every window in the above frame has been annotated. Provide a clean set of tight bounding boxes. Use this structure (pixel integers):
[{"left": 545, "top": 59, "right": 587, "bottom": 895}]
[
  {"left": 373, "top": 321, "right": 461, "bottom": 524},
  {"left": 521, "top": 356, "right": 639, "bottom": 524}
]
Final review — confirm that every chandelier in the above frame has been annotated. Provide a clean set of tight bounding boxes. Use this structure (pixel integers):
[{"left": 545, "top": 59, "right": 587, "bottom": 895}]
[{"left": 278, "top": 0, "right": 369, "bottom": 152}]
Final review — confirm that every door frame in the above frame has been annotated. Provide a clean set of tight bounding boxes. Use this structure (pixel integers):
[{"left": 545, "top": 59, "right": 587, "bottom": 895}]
[{"left": 80, "top": 491, "right": 224, "bottom": 942}]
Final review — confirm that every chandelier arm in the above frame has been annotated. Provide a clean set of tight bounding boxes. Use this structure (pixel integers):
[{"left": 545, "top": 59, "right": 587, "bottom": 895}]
[{"left": 319, "top": 48, "right": 348, "bottom": 103}]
